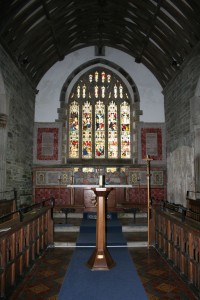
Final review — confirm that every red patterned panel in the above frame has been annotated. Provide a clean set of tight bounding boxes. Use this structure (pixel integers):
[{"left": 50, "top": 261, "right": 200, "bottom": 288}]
[
  {"left": 141, "top": 128, "right": 162, "bottom": 160},
  {"left": 35, "top": 188, "right": 71, "bottom": 206},
  {"left": 128, "top": 187, "right": 166, "bottom": 205},
  {"left": 128, "top": 188, "right": 148, "bottom": 204},
  {"left": 37, "top": 128, "right": 59, "bottom": 160}
]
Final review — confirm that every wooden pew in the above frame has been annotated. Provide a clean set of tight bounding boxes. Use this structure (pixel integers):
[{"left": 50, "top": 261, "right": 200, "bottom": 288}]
[
  {"left": 0, "top": 206, "right": 53, "bottom": 299},
  {"left": 152, "top": 203, "right": 200, "bottom": 297}
]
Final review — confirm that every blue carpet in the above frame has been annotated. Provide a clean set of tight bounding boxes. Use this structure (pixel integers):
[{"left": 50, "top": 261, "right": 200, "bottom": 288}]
[
  {"left": 58, "top": 247, "right": 148, "bottom": 300},
  {"left": 76, "top": 231, "right": 127, "bottom": 246},
  {"left": 79, "top": 219, "right": 122, "bottom": 233},
  {"left": 83, "top": 212, "right": 118, "bottom": 220},
  {"left": 76, "top": 215, "right": 127, "bottom": 246}
]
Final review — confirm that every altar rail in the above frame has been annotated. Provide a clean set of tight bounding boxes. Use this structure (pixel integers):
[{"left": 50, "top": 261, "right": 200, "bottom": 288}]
[
  {"left": 153, "top": 206, "right": 200, "bottom": 295},
  {"left": 162, "top": 201, "right": 200, "bottom": 223},
  {"left": 0, "top": 198, "right": 55, "bottom": 224},
  {"left": 0, "top": 205, "right": 54, "bottom": 299}
]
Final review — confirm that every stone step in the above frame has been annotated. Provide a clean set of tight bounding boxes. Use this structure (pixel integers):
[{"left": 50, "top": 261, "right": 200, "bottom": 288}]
[
  {"left": 53, "top": 212, "right": 148, "bottom": 248},
  {"left": 53, "top": 212, "right": 147, "bottom": 219},
  {"left": 122, "top": 225, "right": 147, "bottom": 232},
  {"left": 53, "top": 241, "right": 148, "bottom": 248},
  {"left": 53, "top": 230, "right": 148, "bottom": 247},
  {"left": 54, "top": 224, "right": 148, "bottom": 233},
  {"left": 54, "top": 225, "right": 79, "bottom": 232},
  {"left": 53, "top": 212, "right": 83, "bottom": 219}
]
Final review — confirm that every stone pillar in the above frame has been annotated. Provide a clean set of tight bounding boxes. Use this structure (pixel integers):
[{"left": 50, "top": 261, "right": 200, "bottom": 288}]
[
  {"left": 191, "top": 96, "right": 200, "bottom": 192},
  {"left": 0, "top": 113, "right": 8, "bottom": 199}
]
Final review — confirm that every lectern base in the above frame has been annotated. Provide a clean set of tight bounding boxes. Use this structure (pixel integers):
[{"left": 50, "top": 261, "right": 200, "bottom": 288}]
[{"left": 87, "top": 248, "right": 116, "bottom": 271}]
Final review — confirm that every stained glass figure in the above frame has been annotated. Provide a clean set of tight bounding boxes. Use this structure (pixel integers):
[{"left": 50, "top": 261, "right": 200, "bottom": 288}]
[
  {"left": 95, "top": 71, "right": 98, "bottom": 82},
  {"left": 101, "top": 86, "right": 105, "bottom": 98},
  {"left": 95, "top": 101, "right": 105, "bottom": 158},
  {"left": 120, "top": 101, "right": 130, "bottom": 158},
  {"left": 77, "top": 85, "right": 80, "bottom": 98},
  {"left": 95, "top": 85, "right": 98, "bottom": 98},
  {"left": 82, "top": 101, "right": 92, "bottom": 158},
  {"left": 119, "top": 84, "right": 123, "bottom": 98},
  {"left": 69, "top": 101, "right": 79, "bottom": 158},
  {"left": 89, "top": 74, "right": 93, "bottom": 82},
  {"left": 108, "top": 101, "right": 118, "bottom": 158},
  {"left": 114, "top": 84, "right": 117, "bottom": 98},
  {"left": 83, "top": 84, "right": 86, "bottom": 98},
  {"left": 101, "top": 71, "right": 106, "bottom": 82}
]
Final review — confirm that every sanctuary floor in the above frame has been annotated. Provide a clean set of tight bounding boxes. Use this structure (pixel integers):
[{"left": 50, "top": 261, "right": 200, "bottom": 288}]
[{"left": 9, "top": 246, "right": 198, "bottom": 300}]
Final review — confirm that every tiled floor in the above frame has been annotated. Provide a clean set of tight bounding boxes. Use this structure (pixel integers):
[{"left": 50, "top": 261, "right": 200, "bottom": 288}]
[
  {"left": 129, "top": 247, "right": 198, "bottom": 300},
  {"left": 9, "top": 247, "right": 198, "bottom": 300}
]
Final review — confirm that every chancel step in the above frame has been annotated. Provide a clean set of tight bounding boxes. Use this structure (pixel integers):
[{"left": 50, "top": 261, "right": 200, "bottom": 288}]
[{"left": 53, "top": 211, "right": 148, "bottom": 248}]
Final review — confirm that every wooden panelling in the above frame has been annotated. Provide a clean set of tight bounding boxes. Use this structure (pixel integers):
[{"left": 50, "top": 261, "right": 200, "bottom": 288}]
[
  {"left": 0, "top": 208, "right": 53, "bottom": 299},
  {"left": 153, "top": 208, "right": 200, "bottom": 293}
]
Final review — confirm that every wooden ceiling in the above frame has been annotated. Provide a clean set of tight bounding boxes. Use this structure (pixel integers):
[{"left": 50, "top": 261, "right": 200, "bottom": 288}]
[{"left": 1, "top": 0, "right": 200, "bottom": 88}]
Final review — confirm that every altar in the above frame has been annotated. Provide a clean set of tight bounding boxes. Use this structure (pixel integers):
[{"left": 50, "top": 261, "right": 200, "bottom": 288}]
[{"left": 33, "top": 167, "right": 167, "bottom": 212}]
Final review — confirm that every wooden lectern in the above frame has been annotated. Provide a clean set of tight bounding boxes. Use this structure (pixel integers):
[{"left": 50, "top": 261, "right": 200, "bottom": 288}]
[{"left": 87, "top": 187, "right": 115, "bottom": 271}]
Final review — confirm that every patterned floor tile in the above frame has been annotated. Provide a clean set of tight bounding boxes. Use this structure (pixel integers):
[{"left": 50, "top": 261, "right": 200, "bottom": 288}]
[
  {"left": 156, "top": 282, "right": 176, "bottom": 293},
  {"left": 28, "top": 283, "right": 50, "bottom": 294},
  {"left": 9, "top": 247, "right": 198, "bottom": 300}
]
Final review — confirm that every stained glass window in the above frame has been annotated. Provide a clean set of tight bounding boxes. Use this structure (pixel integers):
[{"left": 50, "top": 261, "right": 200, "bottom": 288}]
[
  {"left": 82, "top": 101, "right": 92, "bottom": 158},
  {"left": 108, "top": 101, "right": 118, "bottom": 158},
  {"left": 69, "top": 101, "right": 79, "bottom": 158},
  {"left": 68, "top": 68, "right": 131, "bottom": 161},
  {"left": 95, "top": 101, "right": 105, "bottom": 158},
  {"left": 121, "top": 101, "right": 130, "bottom": 158}
]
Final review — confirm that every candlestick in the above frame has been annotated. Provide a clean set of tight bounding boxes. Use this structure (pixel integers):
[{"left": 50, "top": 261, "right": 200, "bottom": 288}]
[{"left": 144, "top": 154, "right": 153, "bottom": 248}]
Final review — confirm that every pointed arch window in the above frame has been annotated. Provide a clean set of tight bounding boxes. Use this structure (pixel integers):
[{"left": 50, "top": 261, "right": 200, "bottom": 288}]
[{"left": 68, "top": 68, "right": 131, "bottom": 161}]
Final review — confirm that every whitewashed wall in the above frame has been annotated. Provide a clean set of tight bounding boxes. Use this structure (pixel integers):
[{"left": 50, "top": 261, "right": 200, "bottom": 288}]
[{"left": 35, "top": 47, "right": 164, "bottom": 123}]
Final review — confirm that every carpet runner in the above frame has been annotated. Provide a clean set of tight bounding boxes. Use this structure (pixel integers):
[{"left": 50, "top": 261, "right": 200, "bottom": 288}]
[
  {"left": 58, "top": 247, "right": 148, "bottom": 300},
  {"left": 58, "top": 212, "right": 148, "bottom": 300},
  {"left": 76, "top": 212, "right": 127, "bottom": 246}
]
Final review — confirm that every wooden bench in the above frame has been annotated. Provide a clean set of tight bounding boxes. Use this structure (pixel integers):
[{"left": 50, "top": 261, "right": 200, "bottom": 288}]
[
  {"left": 0, "top": 199, "right": 17, "bottom": 223},
  {"left": 0, "top": 207, "right": 53, "bottom": 299}
]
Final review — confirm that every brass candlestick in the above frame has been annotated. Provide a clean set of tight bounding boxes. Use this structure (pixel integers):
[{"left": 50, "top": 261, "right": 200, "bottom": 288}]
[{"left": 144, "top": 154, "right": 153, "bottom": 248}]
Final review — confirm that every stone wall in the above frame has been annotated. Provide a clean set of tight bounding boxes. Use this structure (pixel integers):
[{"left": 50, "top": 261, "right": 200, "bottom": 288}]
[
  {"left": 0, "top": 45, "right": 35, "bottom": 205},
  {"left": 163, "top": 43, "right": 200, "bottom": 206}
]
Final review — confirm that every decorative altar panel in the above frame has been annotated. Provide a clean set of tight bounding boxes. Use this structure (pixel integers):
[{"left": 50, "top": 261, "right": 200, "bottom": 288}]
[
  {"left": 33, "top": 167, "right": 73, "bottom": 206},
  {"left": 33, "top": 166, "right": 166, "bottom": 211},
  {"left": 33, "top": 122, "right": 62, "bottom": 164},
  {"left": 126, "top": 167, "right": 167, "bottom": 205},
  {"left": 33, "top": 168, "right": 128, "bottom": 210}
]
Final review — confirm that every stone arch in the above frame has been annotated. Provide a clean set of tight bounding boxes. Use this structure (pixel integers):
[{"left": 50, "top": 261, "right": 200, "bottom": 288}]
[
  {"left": 59, "top": 58, "right": 140, "bottom": 105},
  {"left": 58, "top": 59, "right": 141, "bottom": 164}
]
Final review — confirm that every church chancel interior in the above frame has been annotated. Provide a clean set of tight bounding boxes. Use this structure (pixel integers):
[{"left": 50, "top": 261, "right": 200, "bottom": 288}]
[{"left": 0, "top": 1, "right": 200, "bottom": 299}]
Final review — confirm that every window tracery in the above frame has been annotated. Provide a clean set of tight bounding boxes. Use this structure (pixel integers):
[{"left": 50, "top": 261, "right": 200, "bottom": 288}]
[{"left": 68, "top": 68, "right": 132, "bottom": 161}]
